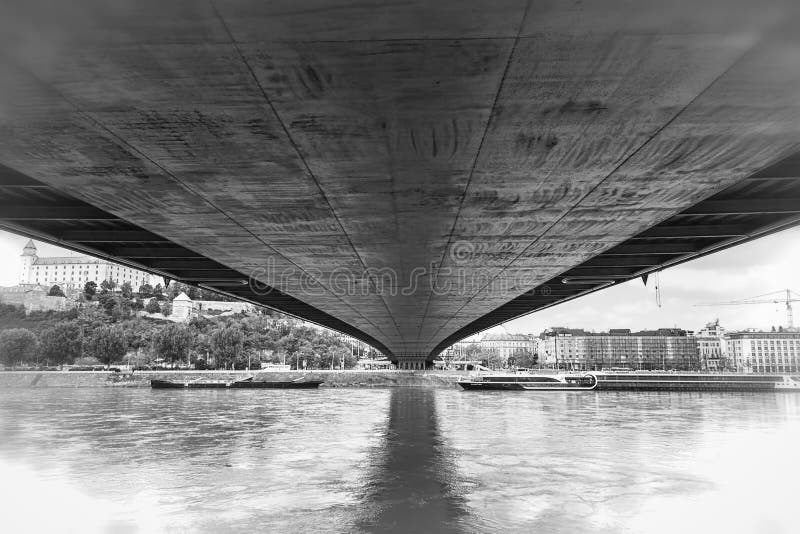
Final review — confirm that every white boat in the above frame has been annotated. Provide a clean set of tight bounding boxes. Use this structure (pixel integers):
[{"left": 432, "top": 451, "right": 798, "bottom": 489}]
[
  {"left": 459, "top": 372, "right": 800, "bottom": 392},
  {"left": 775, "top": 375, "right": 800, "bottom": 391},
  {"left": 457, "top": 373, "right": 597, "bottom": 391}
]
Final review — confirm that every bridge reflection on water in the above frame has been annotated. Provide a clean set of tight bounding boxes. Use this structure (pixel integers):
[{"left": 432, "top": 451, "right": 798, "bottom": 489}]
[
  {"left": 1, "top": 387, "right": 800, "bottom": 533},
  {"left": 356, "top": 388, "right": 467, "bottom": 532}
]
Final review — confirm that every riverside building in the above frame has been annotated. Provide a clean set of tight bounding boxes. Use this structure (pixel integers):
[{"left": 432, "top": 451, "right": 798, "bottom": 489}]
[
  {"left": 441, "top": 339, "right": 481, "bottom": 360},
  {"left": 479, "top": 332, "right": 538, "bottom": 361},
  {"left": 727, "top": 330, "right": 800, "bottom": 373},
  {"left": 439, "top": 330, "right": 537, "bottom": 368},
  {"left": 541, "top": 327, "right": 700, "bottom": 371},
  {"left": 695, "top": 319, "right": 729, "bottom": 371}
]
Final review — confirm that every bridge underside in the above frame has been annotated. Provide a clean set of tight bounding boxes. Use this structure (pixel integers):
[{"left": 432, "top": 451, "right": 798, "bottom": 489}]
[{"left": 1, "top": 1, "right": 800, "bottom": 361}]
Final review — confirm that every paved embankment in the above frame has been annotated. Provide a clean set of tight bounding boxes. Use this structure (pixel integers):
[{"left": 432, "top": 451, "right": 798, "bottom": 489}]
[{"left": 0, "top": 370, "right": 466, "bottom": 388}]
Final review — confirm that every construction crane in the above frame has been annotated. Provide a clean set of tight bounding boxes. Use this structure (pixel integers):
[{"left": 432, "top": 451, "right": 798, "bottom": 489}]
[{"left": 694, "top": 289, "right": 800, "bottom": 329}]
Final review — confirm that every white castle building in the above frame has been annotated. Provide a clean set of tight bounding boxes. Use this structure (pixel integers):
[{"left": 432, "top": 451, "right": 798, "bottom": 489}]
[{"left": 19, "top": 240, "right": 160, "bottom": 291}]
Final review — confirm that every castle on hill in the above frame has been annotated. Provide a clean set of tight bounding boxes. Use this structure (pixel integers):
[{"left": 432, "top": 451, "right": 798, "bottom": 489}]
[{"left": 19, "top": 240, "right": 160, "bottom": 291}]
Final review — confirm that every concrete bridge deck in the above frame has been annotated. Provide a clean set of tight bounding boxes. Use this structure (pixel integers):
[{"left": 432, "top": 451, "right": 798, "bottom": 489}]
[{"left": 1, "top": 1, "right": 800, "bottom": 365}]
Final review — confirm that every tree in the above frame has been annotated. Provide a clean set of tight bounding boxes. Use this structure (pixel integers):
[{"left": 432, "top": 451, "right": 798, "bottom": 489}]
[
  {"left": 278, "top": 330, "right": 302, "bottom": 368},
  {"left": 97, "top": 292, "right": 118, "bottom": 317},
  {"left": 100, "top": 279, "right": 117, "bottom": 293},
  {"left": 160, "top": 301, "right": 172, "bottom": 317},
  {"left": 164, "top": 282, "right": 199, "bottom": 301},
  {"left": 464, "top": 344, "right": 482, "bottom": 362},
  {"left": 210, "top": 325, "right": 245, "bottom": 369},
  {"left": 120, "top": 282, "right": 133, "bottom": 300},
  {"left": 166, "top": 282, "right": 179, "bottom": 301},
  {"left": 0, "top": 328, "right": 39, "bottom": 368},
  {"left": 85, "top": 324, "right": 128, "bottom": 368},
  {"left": 166, "top": 282, "right": 185, "bottom": 300},
  {"left": 124, "top": 318, "right": 159, "bottom": 353},
  {"left": 74, "top": 304, "right": 109, "bottom": 334},
  {"left": 513, "top": 349, "right": 538, "bottom": 369},
  {"left": 0, "top": 303, "right": 26, "bottom": 324},
  {"left": 296, "top": 340, "right": 316, "bottom": 370},
  {"left": 329, "top": 344, "right": 352, "bottom": 370},
  {"left": 47, "top": 284, "right": 65, "bottom": 297},
  {"left": 186, "top": 285, "right": 199, "bottom": 300},
  {"left": 83, "top": 281, "right": 97, "bottom": 301},
  {"left": 483, "top": 348, "right": 504, "bottom": 369},
  {"left": 198, "top": 287, "right": 231, "bottom": 302},
  {"left": 138, "top": 283, "right": 154, "bottom": 299},
  {"left": 145, "top": 299, "right": 161, "bottom": 314},
  {"left": 152, "top": 323, "right": 195, "bottom": 365},
  {"left": 152, "top": 284, "right": 165, "bottom": 301},
  {"left": 39, "top": 323, "right": 82, "bottom": 367},
  {"left": 117, "top": 296, "right": 133, "bottom": 319}
]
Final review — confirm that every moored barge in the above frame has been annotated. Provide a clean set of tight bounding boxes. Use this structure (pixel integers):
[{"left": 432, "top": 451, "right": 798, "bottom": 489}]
[
  {"left": 151, "top": 376, "right": 323, "bottom": 389},
  {"left": 592, "top": 372, "right": 800, "bottom": 392}
]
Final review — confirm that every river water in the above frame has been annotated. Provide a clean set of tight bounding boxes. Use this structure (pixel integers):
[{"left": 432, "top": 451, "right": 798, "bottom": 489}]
[{"left": 1, "top": 387, "right": 799, "bottom": 533}]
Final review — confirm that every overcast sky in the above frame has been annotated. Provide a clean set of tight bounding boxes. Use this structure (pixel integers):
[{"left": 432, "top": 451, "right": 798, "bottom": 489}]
[{"left": 2, "top": 227, "right": 798, "bottom": 336}]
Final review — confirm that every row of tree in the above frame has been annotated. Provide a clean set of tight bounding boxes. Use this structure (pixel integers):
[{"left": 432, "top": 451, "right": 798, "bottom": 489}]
[
  {"left": 80, "top": 280, "right": 232, "bottom": 304},
  {"left": 0, "top": 323, "right": 125, "bottom": 369},
  {"left": 0, "top": 305, "right": 359, "bottom": 371}
]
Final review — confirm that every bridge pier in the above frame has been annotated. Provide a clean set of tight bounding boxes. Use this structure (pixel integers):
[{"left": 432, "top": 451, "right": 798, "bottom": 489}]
[{"left": 395, "top": 353, "right": 428, "bottom": 371}]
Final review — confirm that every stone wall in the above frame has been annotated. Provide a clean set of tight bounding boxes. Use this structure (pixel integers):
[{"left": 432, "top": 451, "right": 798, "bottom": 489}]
[
  {"left": 0, "top": 370, "right": 465, "bottom": 388},
  {"left": 196, "top": 300, "right": 253, "bottom": 313},
  {"left": 170, "top": 294, "right": 255, "bottom": 323},
  {"left": 0, "top": 289, "right": 73, "bottom": 313}
]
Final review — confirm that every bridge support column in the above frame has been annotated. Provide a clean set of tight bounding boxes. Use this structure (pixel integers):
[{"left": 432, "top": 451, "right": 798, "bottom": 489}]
[{"left": 396, "top": 353, "right": 427, "bottom": 370}]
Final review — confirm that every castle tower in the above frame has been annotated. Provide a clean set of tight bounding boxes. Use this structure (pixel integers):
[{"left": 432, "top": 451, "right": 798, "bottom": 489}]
[{"left": 20, "top": 239, "right": 37, "bottom": 284}]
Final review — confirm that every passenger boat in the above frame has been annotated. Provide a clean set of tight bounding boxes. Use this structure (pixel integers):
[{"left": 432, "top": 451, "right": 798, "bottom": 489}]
[
  {"left": 458, "top": 372, "right": 800, "bottom": 392},
  {"left": 150, "top": 376, "right": 323, "bottom": 389},
  {"left": 775, "top": 376, "right": 800, "bottom": 391},
  {"left": 457, "top": 373, "right": 597, "bottom": 391}
]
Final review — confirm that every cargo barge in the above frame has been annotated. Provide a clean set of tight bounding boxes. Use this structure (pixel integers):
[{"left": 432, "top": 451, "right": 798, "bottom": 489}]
[
  {"left": 458, "top": 372, "right": 800, "bottom": 392},
  {"left": 592, "top": 372, "right": 800, "bottom": 392},
  {"left": 151, "top": 376, "right": 323, "bottom": 389}
]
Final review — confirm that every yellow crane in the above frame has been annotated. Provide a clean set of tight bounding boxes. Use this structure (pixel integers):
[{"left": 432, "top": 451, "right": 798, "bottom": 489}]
[{"left": 695, "top": 289, "right": 800, "bottom": 329}]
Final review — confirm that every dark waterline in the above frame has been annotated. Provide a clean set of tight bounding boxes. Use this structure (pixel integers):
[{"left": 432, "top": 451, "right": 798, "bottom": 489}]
[{"left": 1, "top": 388, "right": 799, "bottom": 533}]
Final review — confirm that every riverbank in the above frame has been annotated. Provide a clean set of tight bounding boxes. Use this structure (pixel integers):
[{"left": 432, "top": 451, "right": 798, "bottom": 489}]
[{"left": 0, "top": 370, "right": 467, "bottom": 388}]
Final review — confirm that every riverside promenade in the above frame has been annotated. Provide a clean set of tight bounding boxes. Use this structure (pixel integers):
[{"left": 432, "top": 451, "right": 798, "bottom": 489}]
[{"left": 0, "top": 370, "right": 467, "bottom": 389}]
